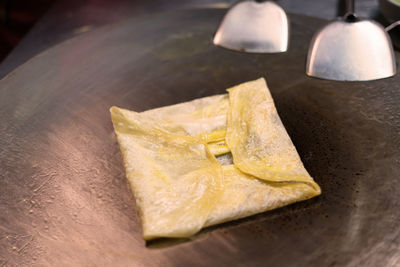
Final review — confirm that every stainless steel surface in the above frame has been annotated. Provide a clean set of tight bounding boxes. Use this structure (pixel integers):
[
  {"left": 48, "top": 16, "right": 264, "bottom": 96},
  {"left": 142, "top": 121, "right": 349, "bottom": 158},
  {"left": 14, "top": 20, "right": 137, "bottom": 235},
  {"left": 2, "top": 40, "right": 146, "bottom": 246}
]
[
  {"left": 213, "top": 1, "right": 289, "bottom": 53},
  {"left": 385, "top": 20, "right": 400, "bottom": 32},
  {"left": 1, "top": 9, "right": 400, "bottom": 266},
  {"left": 306, "top": 15, "right": 396, "bottom": 81},
  {"left": 343, "top": 0, "right": 355, "bottom": 14}
]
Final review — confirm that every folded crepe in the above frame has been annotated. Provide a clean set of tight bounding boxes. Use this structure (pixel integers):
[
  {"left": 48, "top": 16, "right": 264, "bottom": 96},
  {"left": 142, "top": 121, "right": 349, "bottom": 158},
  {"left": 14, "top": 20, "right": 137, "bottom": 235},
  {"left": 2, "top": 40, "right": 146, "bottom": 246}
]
[{"left": 110, "top": 78, "right": 321, "bottom": 240}]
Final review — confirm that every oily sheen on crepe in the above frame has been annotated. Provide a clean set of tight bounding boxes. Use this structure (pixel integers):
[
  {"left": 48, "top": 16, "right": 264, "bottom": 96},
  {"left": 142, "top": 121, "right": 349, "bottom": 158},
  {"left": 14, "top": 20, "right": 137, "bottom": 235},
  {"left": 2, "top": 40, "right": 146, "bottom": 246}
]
[{"left": 110, "top": 78, "right": 321, "bottom": 240}]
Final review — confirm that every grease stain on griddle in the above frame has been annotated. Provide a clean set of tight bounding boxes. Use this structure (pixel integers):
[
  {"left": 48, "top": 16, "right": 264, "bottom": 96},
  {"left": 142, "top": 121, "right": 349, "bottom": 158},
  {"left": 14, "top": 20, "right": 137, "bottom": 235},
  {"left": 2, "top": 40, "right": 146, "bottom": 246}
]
[{"left": 152, "top": 32, "right": 209, "bottom": 61}]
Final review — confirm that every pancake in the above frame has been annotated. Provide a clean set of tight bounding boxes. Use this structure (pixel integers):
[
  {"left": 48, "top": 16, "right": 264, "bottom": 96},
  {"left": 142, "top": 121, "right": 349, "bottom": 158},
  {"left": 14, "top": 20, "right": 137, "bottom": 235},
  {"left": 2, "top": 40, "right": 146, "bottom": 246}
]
[{"left": 110, "top": 78, "right": 321, "bottom": 240}]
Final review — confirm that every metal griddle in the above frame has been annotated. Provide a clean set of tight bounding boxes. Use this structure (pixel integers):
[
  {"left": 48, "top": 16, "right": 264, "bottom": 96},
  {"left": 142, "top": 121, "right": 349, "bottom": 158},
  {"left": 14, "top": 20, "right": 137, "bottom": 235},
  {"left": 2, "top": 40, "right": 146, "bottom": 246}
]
[{"left": 0, "top": 9, "right": 399, "bottom": 266}]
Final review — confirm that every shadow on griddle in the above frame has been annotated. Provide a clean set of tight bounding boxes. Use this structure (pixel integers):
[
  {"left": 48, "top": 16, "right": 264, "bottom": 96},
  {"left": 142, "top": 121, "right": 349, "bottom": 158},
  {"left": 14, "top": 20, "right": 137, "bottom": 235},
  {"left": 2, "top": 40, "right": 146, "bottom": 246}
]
[
  {"left": 146, "top": 194, "right": 322, "bottom": 249},
  {"left": 146, "top": 237, "right": 191, "bottom": 248}
]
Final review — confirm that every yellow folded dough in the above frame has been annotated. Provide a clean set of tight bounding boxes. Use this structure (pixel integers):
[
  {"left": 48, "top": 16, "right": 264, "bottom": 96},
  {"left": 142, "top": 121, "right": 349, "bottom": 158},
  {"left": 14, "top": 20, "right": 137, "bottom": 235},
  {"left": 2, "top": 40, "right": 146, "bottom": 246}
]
[
  {"left": 226, "top": 78, "right": 320, "bottom": 188},
  {"left": 110, "top": 107, "right": 224, "bottom": 239},
  {"left": 110, "top": 78, "right": 321, "bottom": 240}
]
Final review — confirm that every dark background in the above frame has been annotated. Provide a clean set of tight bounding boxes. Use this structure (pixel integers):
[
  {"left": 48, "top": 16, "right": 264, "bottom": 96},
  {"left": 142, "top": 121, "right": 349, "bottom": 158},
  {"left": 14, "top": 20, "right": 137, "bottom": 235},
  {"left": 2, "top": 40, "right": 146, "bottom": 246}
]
[
  {"left": 0, "top": 0, "right": 384, "bottom": 78},
  {"left": 0, "top": 0, "right": 54, "bottom": 61}
]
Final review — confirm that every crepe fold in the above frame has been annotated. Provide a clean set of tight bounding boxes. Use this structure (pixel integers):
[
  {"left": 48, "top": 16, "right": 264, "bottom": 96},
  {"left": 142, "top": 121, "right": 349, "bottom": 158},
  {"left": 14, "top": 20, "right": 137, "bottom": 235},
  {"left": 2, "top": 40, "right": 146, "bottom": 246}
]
[{"left": 110, "top": 78, "right": 321, "bottom": 240}]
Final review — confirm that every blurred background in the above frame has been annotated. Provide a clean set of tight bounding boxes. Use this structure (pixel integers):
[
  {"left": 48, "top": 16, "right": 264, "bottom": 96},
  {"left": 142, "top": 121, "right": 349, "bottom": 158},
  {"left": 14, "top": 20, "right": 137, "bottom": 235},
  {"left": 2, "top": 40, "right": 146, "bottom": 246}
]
[
  {"left": 0, "top": 0, "right": 54, "bottom": 61},
  {"left": 0, "top": 0, "right": 393, "bottom": 77}
]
